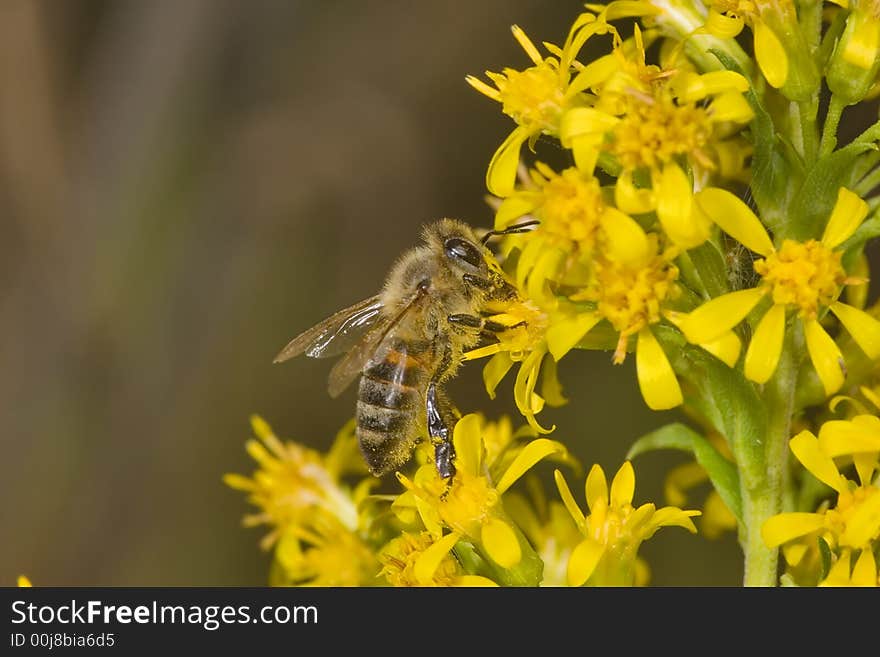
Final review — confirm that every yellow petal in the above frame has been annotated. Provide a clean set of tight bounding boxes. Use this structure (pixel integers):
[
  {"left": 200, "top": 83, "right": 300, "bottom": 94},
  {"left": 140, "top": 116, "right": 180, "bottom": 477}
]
[
  {"left": 599, "top": 207, "right": 650, "bottom": 265},
  {"left": 511, "top": 24, "right": 543, "bottom": 65},
  {"left": 414, "top": 532, "right": 462, "bottom": 585},
  {"left": 546, "top": 313, "right": 600, "bottom": 361},
  {"left": 818, "top": 416, "right": 880, "bottom": 456},
  {"left": 555, "top": 469, "right": 585, "bottom": 527},
  {"left": 567, "top": 538, "right": 605, "bottom": 586},
  {"left": 842, "top": 14, "right": 880, "bottom": 69},
  {"left": 495, "top": 193, "right": 541, "bottom": 230},
  {"left": 853, "top": 451, "right": 878, "bottom": 488},
  {"left": 585, "top": 463, "right": 609, "bottom": 512},
  {"left": 679, "top": 288, "right": 766, "bottom": 344},
  {"left": 709, "top": 91, "right": 755, "bottom": 123},
  {"left": 664, "top": 461, "right": 708, "bottom": 507},
  {"left": 761, "top": 513, "right": 826, "bottom": 548},
  {"left": 705, "top": 8, "right": 745, "bottom": 38},
  {"left": 222, "top": 473, "right": 256, "bottom": 492},
  {"left": 646, "top": 506, "right": 700, "bottom": 533},
  {"left": 851, "top": 549, "right": 878, "bottom": 586},
  {"left": 698, "top": 330, "right": 742, "bottom": 367},
  {"left": 487, "top": 126, "right": 531, "bottom": 197},
  {"left": 695, "top": 188, "right": 774, "bottom": 256},
  {"left": 17, "top": 575, "right": 32, "bottom": 588},
  {"left": 481, "top": 518, "right": 522, "bottom": 568},
  {"left": 483, "top": 352, "right": 515, "bottom": 399},
  {"left": 821, "top": 187, "right": 869, "bottom": 249},
  {"left": 610, "top": 461, "right": 636, "bottom": 508},
  {"left": 615, "top": 169, "right": 656, "bottom": 215},
  {"left": 753, "top": 19, "right": 789, "bottom": 89},
  {"left": 566, "top": 53, "right": 617, "bottom": 97},
  {"left": 452, "top": 414, "right": 484, "bottom": 476},
  {"left": 830, "top": 302, "right": 880, "bottom": 359},
  {"left": 559, "top": 107, "right": 620, "bottom": 146},
  {"left": 789, "top": 430, "right": 847, "bottom": 493},
  {"left": 636, "top": 327, "right": 683, "bottom": 410},
  {"left": 656, "top": 163, "right": 709, "bottom": 249},
  {"left": 456, "top": 575, "right": 499, "bottom": 587},
  {"left": 804, "top": 318, "right": 846, "bottom": 395},
  {"left": 496, "top": 438, "right": 565, "bottom": 494},
  {"left": 840, "top": 491, "right": 880, "bottom": 547},
  {"left": 744, "top": 304, "right": 786, "bottom": 384}
]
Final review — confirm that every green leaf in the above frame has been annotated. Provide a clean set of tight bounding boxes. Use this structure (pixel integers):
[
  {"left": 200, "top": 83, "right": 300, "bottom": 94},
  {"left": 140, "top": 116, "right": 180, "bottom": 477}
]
[
  {"left": 679, "top": 239, "right": 731, "bottom": 301},
  {"left": 818, "top": 536, "right": 832, "bottom": 580},
  {"left": 787, "top": 142, "right": 877, "bottom": 241},
  {"left": 659, "top": 327, "right": 768, "bottom": 493},
  {"left": 627, "top": 422, "right": 743, "bottom": 524}
]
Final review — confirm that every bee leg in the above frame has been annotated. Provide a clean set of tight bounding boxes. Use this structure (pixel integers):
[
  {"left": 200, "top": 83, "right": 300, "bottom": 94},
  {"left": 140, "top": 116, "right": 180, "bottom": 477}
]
[
  {"left": 426, "top": 382, "right": 457, "bottom": 479},
  {"left": 448, "top": 313, "right": 527, "bottom": 337}
]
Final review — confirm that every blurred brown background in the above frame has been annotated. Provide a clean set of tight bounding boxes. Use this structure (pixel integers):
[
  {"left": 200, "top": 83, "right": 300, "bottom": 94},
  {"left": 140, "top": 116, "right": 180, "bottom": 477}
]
[{"left": 1, "top": 0, "right": 743, "bottom": 586}]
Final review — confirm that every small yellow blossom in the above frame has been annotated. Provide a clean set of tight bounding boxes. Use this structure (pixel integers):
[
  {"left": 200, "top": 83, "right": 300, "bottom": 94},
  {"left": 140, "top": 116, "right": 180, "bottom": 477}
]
[
  {"left": 17, "top": 575, "right": 32, "bottom": 587},
  {"left": 555, "top": 461, "right": 700, "bottom": 585},
  {"left": 223, "top": 416, "right": 369, "bottom": 548},
  {"left": 396, "top": 414, "right": 566, "bottom": 583},
  {"left": 467, "top": 20, "right": 611, "bottom": 196},
  {"left": 763, "top": 419, "right": 880, "bottom": 585},
  {"left": 378, "top": 531, "right": 498, "bottom": 587},
  {"left": 679, "top": 186, "right": 880, "bottom": 394}
]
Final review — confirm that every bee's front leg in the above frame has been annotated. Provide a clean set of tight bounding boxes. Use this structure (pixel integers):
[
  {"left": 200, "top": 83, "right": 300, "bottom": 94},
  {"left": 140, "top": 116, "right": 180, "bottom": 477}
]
[{"left": 426, "top": 382, "right": 457, "bottom": 479}]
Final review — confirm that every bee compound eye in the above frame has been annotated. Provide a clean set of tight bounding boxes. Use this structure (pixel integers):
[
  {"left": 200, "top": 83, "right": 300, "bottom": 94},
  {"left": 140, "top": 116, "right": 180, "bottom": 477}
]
[{"left": 444, "top": 237, "right": 482, "bottom": 268}]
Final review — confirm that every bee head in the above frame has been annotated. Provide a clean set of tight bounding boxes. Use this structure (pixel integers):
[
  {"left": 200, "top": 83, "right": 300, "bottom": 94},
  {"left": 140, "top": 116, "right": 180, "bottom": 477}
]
[{"left": 424, "top": 219, "right": 489, "bottom": 274}]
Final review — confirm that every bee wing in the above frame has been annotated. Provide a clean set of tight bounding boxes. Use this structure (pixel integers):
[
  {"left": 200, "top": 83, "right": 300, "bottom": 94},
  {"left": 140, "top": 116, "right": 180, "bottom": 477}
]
[
  {"left": 273, "top": 295, "right": 385, "bottom": 363},
  {"left": 326, "top": 289, "right": 428, "bottom": 398}
]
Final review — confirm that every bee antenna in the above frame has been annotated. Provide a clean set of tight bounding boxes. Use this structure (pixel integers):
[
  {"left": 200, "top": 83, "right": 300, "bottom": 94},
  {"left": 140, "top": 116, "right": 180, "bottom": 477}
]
[{"left": 480, "top": 219, "right": 540, "bottom": 246}]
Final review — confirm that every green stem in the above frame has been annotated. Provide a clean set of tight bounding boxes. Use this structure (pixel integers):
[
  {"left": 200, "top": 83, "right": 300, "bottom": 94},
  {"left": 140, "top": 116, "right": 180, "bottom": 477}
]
[
  {"left": 796, "top": 98, "right": 820, "bottom": 162},
  {"left": 741, "top": 335, "right": 797, "bottom": 586},
  {"left": 819, "top": 94, "right": 846, "bottom": 156}
]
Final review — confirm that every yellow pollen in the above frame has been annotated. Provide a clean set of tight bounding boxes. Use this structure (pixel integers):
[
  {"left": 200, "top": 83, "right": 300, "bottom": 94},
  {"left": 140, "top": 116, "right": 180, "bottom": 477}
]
[
  {"left": 438, "top": 471, "right": 499, "bottom": 537},
  {"left": 609, "top": 93, "right": 711, "bottom": 172},
  {"left": 582, "top": 244, "right": 680, "bottom": 339},
  {"left": 753, "top": 239, "right": 846, "bottom": 318},
  {"left": 539, "top": 167, "right": 605, "bottom": 251},
  {"left": 492, "top": 64, "right": 566, "bottom": 133}
]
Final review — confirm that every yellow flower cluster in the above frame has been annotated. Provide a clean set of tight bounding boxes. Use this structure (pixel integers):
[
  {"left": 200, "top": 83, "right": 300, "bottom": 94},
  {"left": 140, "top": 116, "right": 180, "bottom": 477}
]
[{"left": 226, "top": 415, "right": 699, "bottom": 586}]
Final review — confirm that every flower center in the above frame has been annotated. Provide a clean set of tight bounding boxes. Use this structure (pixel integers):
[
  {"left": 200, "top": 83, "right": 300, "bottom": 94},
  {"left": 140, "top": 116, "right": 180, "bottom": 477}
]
[
  {"left": 608, "top": 93, "right": 711, "bottom": 171},
  {"left": 583, "top": 242, "right": 680, "bottom": 338},
  {"left": 438, "top": 471, "right": 499, "bottom": 537},
  {"left": 496, "top": 64, "right": 566, "bottom": 133},
  {"left": 827, "top": 485, "right": 880, "bottom": 549},
  {"left": 753, "top": 239, "right": 846, "bottom": 318},
  {"left": 711, "top": 0, "right": 759, "bottom": 20},
  {"left": 539, "top": 167, "right": 605, "bottom": 252}
]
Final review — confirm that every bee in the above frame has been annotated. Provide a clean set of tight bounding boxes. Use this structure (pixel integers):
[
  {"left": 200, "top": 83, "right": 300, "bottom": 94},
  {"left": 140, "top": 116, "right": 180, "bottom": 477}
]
[{"left": 273, "top": 218, "right": 537, "bottom": 479}]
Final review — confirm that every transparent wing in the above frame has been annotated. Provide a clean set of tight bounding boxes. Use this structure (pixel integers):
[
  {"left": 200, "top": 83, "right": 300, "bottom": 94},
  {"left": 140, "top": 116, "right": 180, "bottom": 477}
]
[
  {"left": 327, "top": 290, "right": 428, "bottom": 398},
  {"left": 273, "top": 295, "right": 384, "bottom": 363}
]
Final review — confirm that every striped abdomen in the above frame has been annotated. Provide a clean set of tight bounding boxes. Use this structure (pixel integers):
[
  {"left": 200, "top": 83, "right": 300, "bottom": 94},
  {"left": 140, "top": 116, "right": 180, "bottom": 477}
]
[{"left": 356, "top": 337, "right": 434, "bottom": 476}]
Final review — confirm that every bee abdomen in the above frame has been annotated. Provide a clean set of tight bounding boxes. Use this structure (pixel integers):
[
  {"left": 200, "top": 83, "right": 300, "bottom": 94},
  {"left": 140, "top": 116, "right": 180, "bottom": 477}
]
[{"left": 356, "top": 346, "right": 430, "bottom": 475}]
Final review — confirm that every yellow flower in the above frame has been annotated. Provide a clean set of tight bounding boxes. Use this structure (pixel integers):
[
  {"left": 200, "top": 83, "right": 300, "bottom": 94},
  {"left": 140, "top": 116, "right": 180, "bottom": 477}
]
[
  {"left": 679, "top": 186, "right": 880, "bottom": 395},
  {"left": 396, "top": 413, "right": 565, "bottom": 581},
  {"left": 558, "top": 24, "right": 753, "bottom": 249},
  {"left": 273, "top": 515, "right": 380, "bottom": 586},
  {"left": 820, "top": 548, "right": 879, "bottom": 586},
  {"left": 555, "top": 461, "right": 700, "bottom": 585},
  {"left": 224, "top": 416, "right": 370, "bottom": 548},
  {"left": 467, "top": 19, "right": 611, "bottom": 196},
  {"left": 378, "top": 531, "right": 498, "bottom": 587},
  {"left": 17, "top": 575, "right": 32, "bottom": 587},
  {"left": 762, "top": 420, "right": 880, "bottom": 585}
]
